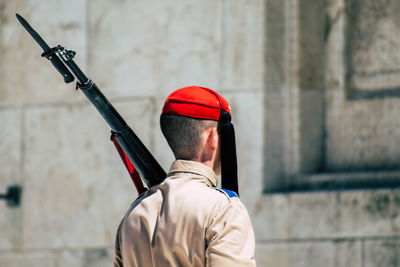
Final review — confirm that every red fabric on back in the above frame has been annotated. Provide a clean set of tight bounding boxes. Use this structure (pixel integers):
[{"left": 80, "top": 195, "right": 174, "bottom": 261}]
[
  {"left": 162, "top": 86, "right": 231, "bottom": 120},
  {"left": 111, "top": 135, "right": 146, "bottom": 194}
]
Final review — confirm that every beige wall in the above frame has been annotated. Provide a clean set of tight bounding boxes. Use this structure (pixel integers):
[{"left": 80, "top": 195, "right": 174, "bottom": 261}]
[
  {"left": 1, "top": 0, "right": 400, "bottom": 266},
  {"left": 1, "top": 0, "right": 263, "bottom": 266},
  {"left": 258, "top": 0, "right": 400, "bottom": 266}
]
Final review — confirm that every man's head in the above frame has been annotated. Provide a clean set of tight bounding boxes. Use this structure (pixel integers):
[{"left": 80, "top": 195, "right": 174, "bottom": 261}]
[
  {"left": 160, "top": 86, "right": 238, "bottom": 193},
  {"left": 160, "top": 115, "right": 217, "bottom": 161}
]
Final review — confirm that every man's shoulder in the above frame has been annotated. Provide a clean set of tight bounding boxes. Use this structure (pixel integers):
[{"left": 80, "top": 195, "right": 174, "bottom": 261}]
[
  {"left": 190, "top": 185, "right": 242, "bottom": 213},
  {"left": 214, "top": 188, "right": 239, "bottom": 199}
]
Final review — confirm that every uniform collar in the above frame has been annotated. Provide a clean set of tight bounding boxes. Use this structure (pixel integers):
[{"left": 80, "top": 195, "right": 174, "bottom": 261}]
[{"left": 167, "top": 160, "right": 218, "bottom": 187}]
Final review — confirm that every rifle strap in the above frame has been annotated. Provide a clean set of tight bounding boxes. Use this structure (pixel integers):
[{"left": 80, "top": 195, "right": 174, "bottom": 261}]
[{"left": 111, "top": 134, "right": 147, "bottom": 195}]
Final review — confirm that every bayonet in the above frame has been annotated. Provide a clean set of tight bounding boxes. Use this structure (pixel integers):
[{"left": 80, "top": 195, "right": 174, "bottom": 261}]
[{"left": 16, "top": 13, "right": 75, "bottom": 83}]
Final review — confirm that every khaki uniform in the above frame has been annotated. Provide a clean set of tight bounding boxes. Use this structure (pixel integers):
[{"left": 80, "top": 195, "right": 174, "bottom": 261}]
[{"left": 114, "top": 160, "right": 256, "bottom": 267}]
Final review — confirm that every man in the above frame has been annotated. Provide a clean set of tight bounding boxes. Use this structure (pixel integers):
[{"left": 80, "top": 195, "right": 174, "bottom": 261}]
[{"left": 114, "top": 86, "right": 256, "bottom": 266}]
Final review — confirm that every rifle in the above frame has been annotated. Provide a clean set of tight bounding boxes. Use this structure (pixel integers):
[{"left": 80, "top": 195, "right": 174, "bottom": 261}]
[{"left": 16, "top": 14, "right": 166, "bottom": 192}]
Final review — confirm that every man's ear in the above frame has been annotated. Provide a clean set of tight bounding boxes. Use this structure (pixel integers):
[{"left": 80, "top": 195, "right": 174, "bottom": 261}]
[{"left": 206, "top": 127, "right": 219, "bottom": 151}]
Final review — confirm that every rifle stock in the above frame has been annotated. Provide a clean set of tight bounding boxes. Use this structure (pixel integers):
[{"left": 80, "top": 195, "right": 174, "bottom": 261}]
[{"left": 17, "top": 14, "right": 166, "bottom": 188}]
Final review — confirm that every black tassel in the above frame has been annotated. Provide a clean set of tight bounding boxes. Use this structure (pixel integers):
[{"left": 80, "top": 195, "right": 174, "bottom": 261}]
[{"left": 219, "top": 111, "right": 239, "bottom": 196}]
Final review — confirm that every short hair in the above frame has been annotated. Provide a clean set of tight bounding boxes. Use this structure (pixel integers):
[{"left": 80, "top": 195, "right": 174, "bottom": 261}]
[{"left": 160, "top": 114, "right": 217, "bottom": 160}]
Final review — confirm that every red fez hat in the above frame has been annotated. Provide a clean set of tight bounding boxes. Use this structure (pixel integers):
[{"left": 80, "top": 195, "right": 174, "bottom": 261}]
[
  {"left": 162, "top": 86, "right": 231, "bottom": 121},
  {"left": 162, "top": 86, "right": 239, "bottom": 195}
]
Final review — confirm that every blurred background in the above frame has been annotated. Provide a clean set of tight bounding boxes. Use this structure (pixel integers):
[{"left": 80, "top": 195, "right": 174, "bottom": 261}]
[{"left": 1, "top": 0, "right": 400, "bottom": 266}]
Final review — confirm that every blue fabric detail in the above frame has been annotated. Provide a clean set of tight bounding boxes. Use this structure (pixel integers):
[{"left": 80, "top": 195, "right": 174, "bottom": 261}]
[{"left": 220, "top": 188, "right": 238, "bottom": 198}]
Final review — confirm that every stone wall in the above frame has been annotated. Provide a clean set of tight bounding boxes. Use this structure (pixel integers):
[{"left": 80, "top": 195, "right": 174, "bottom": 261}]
[
  {"left": 0, "top": 0, "right": 264, "bottom": 266},
  {"left": 258, "top": 0, "right": 400, "bottom": 266},
  {"left": 1, "top": 0, "right": 399, "bottom": 266}
]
